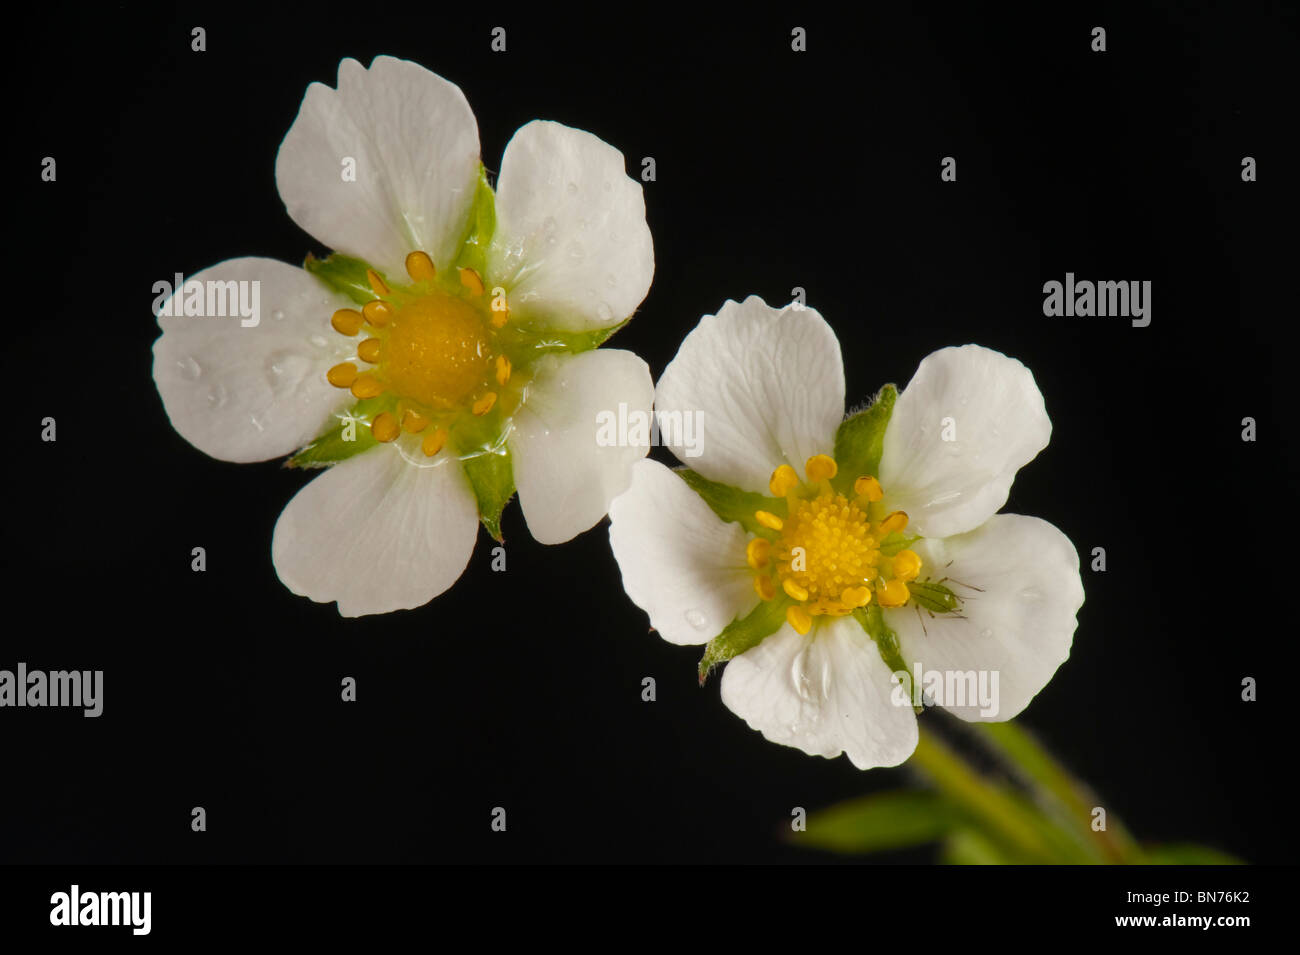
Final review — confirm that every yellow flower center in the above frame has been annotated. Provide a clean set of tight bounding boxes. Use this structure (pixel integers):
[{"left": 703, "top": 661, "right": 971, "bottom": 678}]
[
  {"left": 323, "top": 252, "right": 514, "bottom": 457},
  {"left": 747, "top": 454, "right": 922, "bottom": 635}
]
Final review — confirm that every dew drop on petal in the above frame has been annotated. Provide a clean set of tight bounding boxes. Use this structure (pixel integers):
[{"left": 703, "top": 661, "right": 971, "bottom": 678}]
[
  {"left": 177, "top": 356, "right": 202, "bottom": 381},
  {"left": 206, "top": 383, "right": 228, "bottom": 408},
  {"left": 265, "top": 351, "right": 313, "bottom": 397},
  {"left": 684, "top": 609, "right": 707, "bottom": 630},
  {"left": 566, "top": 181, "right": 579, "bottom": 195},
  {"left": 566, "top": 240, "right": 585, "bottom": 264},
  {"left": 543, "top": 216, "right": 557, "bottom": 232},
  {"left": 978, "top": 627, "right": 993, "bottom": 639},
  {"left": 272, "top": 309, "right": 286, "bottom": 322}
]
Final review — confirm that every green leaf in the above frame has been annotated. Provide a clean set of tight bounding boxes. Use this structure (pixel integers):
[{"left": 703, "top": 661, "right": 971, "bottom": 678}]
[
  {"left": 796, "top": 790, "right": 959, "bottom": 854},
  {"left": 831, "top": 383, "right": 897, "bottom": 495},
  {"left": 853, "top": 604, "right": 911, "bottom": 687},
  {"left": 675, "top": 468, "right": 782, "bottom": 536},
  {"left": 698, "top": 597, "right": 788, "bottom": 684},
  {"left": 941, "top": 827, "right": 1025, "bottom": 865},
  {"left": 910, "top": 579, "right": 962, "bottom": 614},
  {"left": 461, "top": 447, "right": 514, "bottom": 542},
  {"left": 303, "top": 252, "right": 388, "bottom": 306},
  {"left": 285, "top": 397, "right": 394, "bottom": 469},
  {"left": 1143, "top": 844, "right": 1244, "bottom": 865},
  {"left": 453, "top": 163, "right": 497, "bottom": 276}
]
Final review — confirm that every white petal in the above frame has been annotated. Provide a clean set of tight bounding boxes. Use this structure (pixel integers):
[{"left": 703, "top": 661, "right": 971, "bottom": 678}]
[
  {"left": 655, "top": 296, "right": 845, "bottom": 494},
  {"left": 275, "top": 56, "right": 481, "bottom": 278},
  {"left": 888, "top": 514, "right": 1084, "bottom": 721},
  {"left": 608, "top": 460, "right": 756, "bottom": 646},
  {"left": 510, "top": 349, "right": 654, "bottom": 545},
  {"left": 880, "top": 345, "right": 1051, "bottom": 539},
  {"left": 272, "top": 446, "right": 479, "bottom": 617},
  {"left": 720, "top": 616, "right": 919, "bottom": 769},
  {"left": 152, "top": 257, "right": 357, "bottom": 463},
  {"left": 487, "top": 120, "right": 653, "bottom": 331}
]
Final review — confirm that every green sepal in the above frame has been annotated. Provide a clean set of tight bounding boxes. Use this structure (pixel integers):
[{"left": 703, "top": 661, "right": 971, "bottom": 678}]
[
  {"left": 675, "top": 468, "right": 783, "bottom": 536},
  {"left": 452, "top": 163, "right": 497, "bottom": 277},
  {"left": 461, "top": 448, "right": 514, "bottom": 542},
  {"left": 697, "top": 597, "right": 789, "bottom": 685},
  {"left": 831, "top": 383, "right": 897, "bottom": 495},
  {"left": 878, "top": 531, "right": 921, "bottom": 557},
  {"left": 910, "top": 580, "right": 962, "bottom": 614},
  {"left": 303, "top": 252, "right": 389, "bottom": 306},
  {"left": 853, "top": 604, "right": 915, "bottom": 709},
  {"left": 513, "top": 318, "right": 629, "bottom": 358},
  {"left": 284, "top": 396, "right": 396, "bottom": 469},
  {"left": 794, "top": 789, "right": 959, "bottom": 854}
]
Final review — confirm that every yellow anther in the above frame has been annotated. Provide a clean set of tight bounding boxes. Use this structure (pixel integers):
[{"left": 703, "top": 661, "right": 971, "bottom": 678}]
[
  {"left": 371, "top": 412, "right": 399, "bottom": 443},
  {"left": 746, "top": 538, "right": 772, "bottom": 570},
  {"left": 805, "top": 454, "right": 838, "bottom": 482},
  {"left": 840, "top": 586, "right": 872, "bottom": 608},
  {"left": 878, "top": 510, "right": 909, "bottom": 536},
  {"left": 878, "top": 578, "right": 910, "bottom": 608},
  {"left": 357, "top": 338, "right": 382, "bottom": 364},
  {"left": 459, "top": 267, "right": 485, "bottom": 296},
  {"left": 362, "top": 300, "right": 393, "bottom": 327},
  {"left": 350, "top": 373, "right": 384, "bottom": 399},
  {"left": 786, "top": 605, "right": 812, "bottom": 636},
  {"left": 754, "top": 575, "right": 776, "bottom": 601},
  {"left": 366, "top": 269, "right": 390, "bottom": 297},
  {"left": 490, "top": 300, "right": 510, "bottom": 328},
  {"left": 400, "top": 408, "right": 429, "bottom": 434},
  {"left": 495, "top": 354, "right": 512, "bottom": 386},
  {"left": 755, "top": 510, "right": 784, "bottom": 531},
  {"left": 422, "top": 427, "right": 449, "bottom": 457},
  {"left": 854, "top": 475, "right": 883, "bottom": 502},
  {"left": 769, "top": 464, "right": 799, "bottom": 497},
  {"left": 471, "top": 392, "right": 497, "bottom": 416},
  {"left": 405, "top": 250, "right": 437, "bottom": 283},
  {"left": 326, "top": 363, "right": 358, "bottom": 388},
  {"left": 330, "top": 308, "right": 364, "bottom": 336},
  {"left": 782, "top": 578, "right": 809, "bottom": 602},
  {"left": 892, "top": 549, "right": 922, "bottom": 582}
]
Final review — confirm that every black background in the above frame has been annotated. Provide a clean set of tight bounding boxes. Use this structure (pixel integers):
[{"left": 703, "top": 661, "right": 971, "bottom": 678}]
[{"left": 5, "top": 2, "right": 1296, "bottom": 867}]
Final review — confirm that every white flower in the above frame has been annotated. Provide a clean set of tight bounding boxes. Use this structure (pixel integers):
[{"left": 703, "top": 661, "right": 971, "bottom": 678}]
[
  {"left": 153, "top": 56, "right": 654, "bottom": 616},
  {"left": 608, "top": 297, "right": 1084, "bottom": 769}
]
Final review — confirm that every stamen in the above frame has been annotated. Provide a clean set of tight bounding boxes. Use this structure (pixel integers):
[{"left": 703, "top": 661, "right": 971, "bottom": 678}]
[
  {"left": 330, "top": 308, "right": 364, "bottom": 336},
  {"left": 357, "top": 338, "right": 382, "bottom": 363},
  {"left": 769, "top": 464, "right": 799, "bottom": 497},
  {"left": 805, "top": 454, "right": 837, "bottom": 482},
  {"left": 404, "top": 251, "right": 437, "bottom": 283},
  {"left": 495, "top": 355, "right": 512, "bottom": 386},
  {"left": 878, "top": 578, "right": 910, "bottom": 608},
  {"left": 350, "top": 373, "right": 384, "bottom": 399},
  {"left": 754, "top": 575, "right": 776, "bottom": 600},
  {"left": 471, "top": 392, "right": 497, "bottom": 416},
  {"left": 371, "top": 412, "right": 399, "bottom": 443},
  {"left": 459, "top": 267, "right": 485, "bottom": 296},
  {"left": 755, "top": 510, "right": 784, "bottom": 531},
  {"left": 878, "top": 510, "right": 909, "bottom": 535},
  {"left": 326, "top": 363, "right": 358, "bottom": 388},
  {"left": 422, "top": 427, "right": 449, "bottom": 457},
  {"left": 782, "top": 579, "right": 809, "bottom": 602},
  {"left": 400, "top": 409, "right": 429, "bottom": 434},
  {"left": 362, "top": 300, "right": 393, "bottom": 327},
  {"left": 840, "top": 586, "right": 871, "bottom": 608},
  {"left": 490, "top": 300, "right": 509, "bottom": 328},
  {"left": 786, "top": 605, "right": 812, "bottom": 635},
  {"left": 854, "top": 475, "right": 883, "bottom": 502},
  {"left": 366, "top": 269, "right": 390, "bottom": 297},
  {"left": 892, "top": 549, "right": 922, "bottom": 582},
  {"left": 746, "top": 538, "right": 772, "bottom": 570}
]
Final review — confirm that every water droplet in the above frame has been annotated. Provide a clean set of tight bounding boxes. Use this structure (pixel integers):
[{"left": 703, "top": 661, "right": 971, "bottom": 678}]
[
  {"left": 543, "top": 216, "right": 557, "bottom": 232},
  {"left": 608, "top": 231, "right": 620, "bottom": 244},
  {"left": 206, "top": 383, "right": 228, "bottom": 408},
  {"left": 250, "top": 410, "right": 271, "bottom": 432},
  {"left": 958, "top": 393, "right": 968, "bottom": 406},
  {"left": 272, "top": 309, "right": 286, "bottom": 322},
  {"left": 566, "top": 240, "right": 585, "bottom": 264},
  {"left": 978, "top": 627, "right": 993, "bottom": 639},
  {"left": 597, "top": 303, "right": 614, "bottom": 322},
  {"left": 545, "top": 234, "right": 558, "bottom": 247},
  {"left": 177, "top": 356, "right": 201, "bottom": 381},
  {"left": 265, "top": 351, "right": 313, "bottom": 397},
  {"left": 308, "top": 334, "right": 329, "bottom": 348},
  {"left": 1019, "top": 587, "right": 1042, "bottom": 602},
  {"left": 576, "top": 217, "right": 588, "bottom": 231},
  {"left": 605, "top": 272, "right": 618, "bottom": 289},
  {"left": 566, "top": 181, "right": 579, "bottom": 195},
  {"left": 684, "top": 609, "right": 707, "bottom": 630}
]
